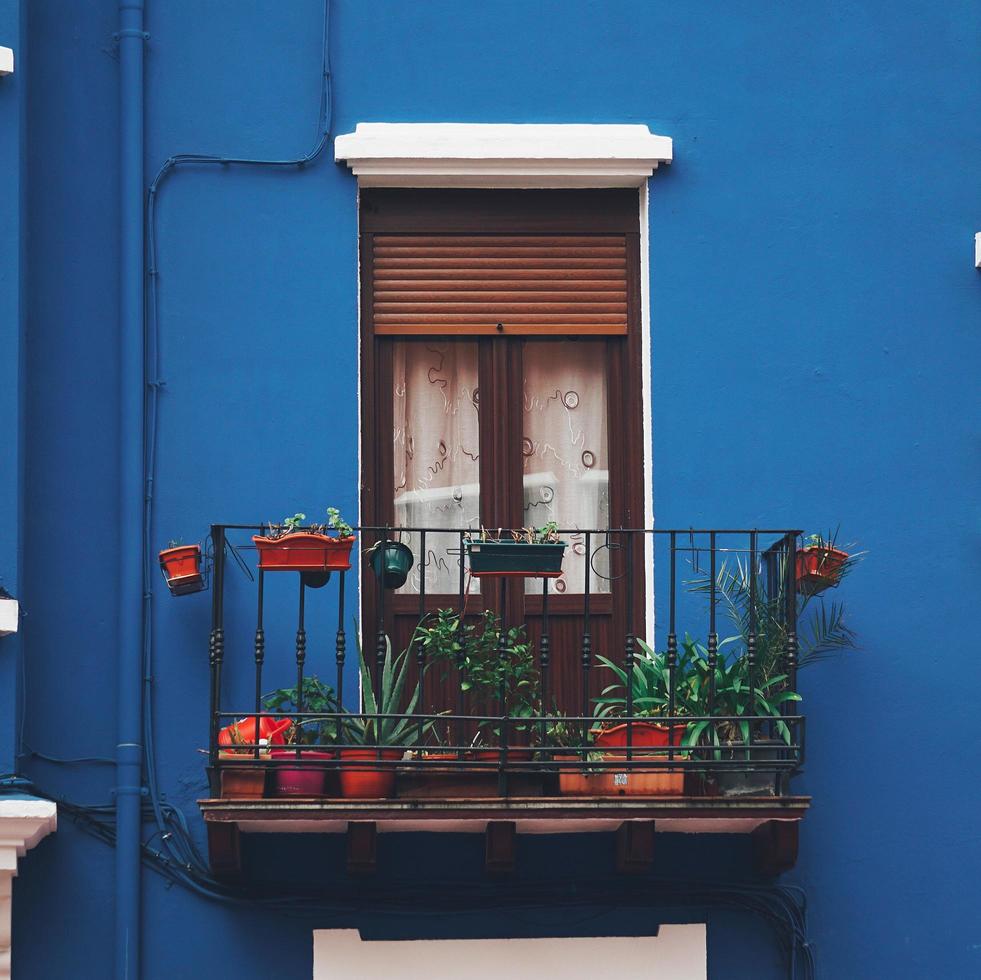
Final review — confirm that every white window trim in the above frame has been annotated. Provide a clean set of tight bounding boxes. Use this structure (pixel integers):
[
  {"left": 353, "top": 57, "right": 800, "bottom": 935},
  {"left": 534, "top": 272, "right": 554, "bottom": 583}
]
[
  {"left": 339, "top": 122, "right": 671, "bottom": 629},
  {"left": 335, "top": 123, "right": 672, "bottom": 188},
  {"left": 313, "top": 925, "right": 706, "bottom": 980},
  {"left": 0, "top": 799, "right": 56, "bottom": 980}
]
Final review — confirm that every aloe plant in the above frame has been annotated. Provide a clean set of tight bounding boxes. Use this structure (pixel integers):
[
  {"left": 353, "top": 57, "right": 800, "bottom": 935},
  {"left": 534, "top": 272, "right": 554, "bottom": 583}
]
[{"left": 344, "top": 634, "right": 431, "bottom": 747}]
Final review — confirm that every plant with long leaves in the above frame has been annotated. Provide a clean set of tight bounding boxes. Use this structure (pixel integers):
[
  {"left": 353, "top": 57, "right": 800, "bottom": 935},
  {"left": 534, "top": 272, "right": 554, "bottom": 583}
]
[
  {"left": 687, "top": 542, "right": 861, "bottom": 682},
  {"left": 593, "top": 637, "right": 701, "bottom": 722},
  {"left": 680, "top": 636, "right": 801, "bottom": 749},
  {"left": 344, "top": 635, "right": 432, "bottom": 747}
]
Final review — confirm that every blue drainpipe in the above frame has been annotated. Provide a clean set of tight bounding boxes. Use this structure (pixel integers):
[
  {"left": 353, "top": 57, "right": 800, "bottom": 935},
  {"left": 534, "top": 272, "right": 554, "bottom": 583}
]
[{"left": 116, "top": 1, "right": 145, "bottom": 977}]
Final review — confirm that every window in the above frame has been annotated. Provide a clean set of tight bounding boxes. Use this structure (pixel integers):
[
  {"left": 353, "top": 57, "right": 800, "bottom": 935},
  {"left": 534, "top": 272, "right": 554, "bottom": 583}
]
[{"left": 360, "top": 189, "right": 646, "bottom": 712}]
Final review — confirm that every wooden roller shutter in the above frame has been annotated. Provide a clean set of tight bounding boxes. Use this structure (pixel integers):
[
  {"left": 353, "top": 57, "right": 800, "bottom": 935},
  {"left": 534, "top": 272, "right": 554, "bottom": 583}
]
[{"left": 370, "top": 233, "right": 629, "bottom": 336}]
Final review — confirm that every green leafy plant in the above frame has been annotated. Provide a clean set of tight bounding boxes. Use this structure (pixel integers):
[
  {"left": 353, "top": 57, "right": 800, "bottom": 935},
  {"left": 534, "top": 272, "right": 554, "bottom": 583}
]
[
  {"left": 593, "top": 637, "right": 702, "bottom": 723},
  {"left": 165, "top": 538, "right": 184, "bottom": 549},
  {"left": 688, "top": 540, "right": 862, "bottom": 678},
  {"left": 325, "top": 506, "right": 354, "bottom": 538},
  {"left": 261, "top": 676, "right": 338, "bottom": 746},
  {"left": 679, "top": 636, "right": 801, "bottom": 749},
  {"left": 465, "top": 522, "right": 560, "bottom": 544},
  {"left": 344, "top": 634, "right": 431, "bottom": 747},
  {"left": 412, "top": 608, "right": 540, "bottom": 745}
]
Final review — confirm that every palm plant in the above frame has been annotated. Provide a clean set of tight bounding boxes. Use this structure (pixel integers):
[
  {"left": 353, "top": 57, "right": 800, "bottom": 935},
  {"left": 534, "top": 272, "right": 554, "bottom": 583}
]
[{"left": 688, "top": 545, "right": 860, "bottom": 680}]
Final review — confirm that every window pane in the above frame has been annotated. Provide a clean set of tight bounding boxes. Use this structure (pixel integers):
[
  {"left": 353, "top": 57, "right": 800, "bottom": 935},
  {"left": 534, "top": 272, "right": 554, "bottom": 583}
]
[
  {"left": 522, "top": 340, "right": 610, "bottom": 595},
  {"left": 393, "top": 341, "right": 480, "bottom": 594}
]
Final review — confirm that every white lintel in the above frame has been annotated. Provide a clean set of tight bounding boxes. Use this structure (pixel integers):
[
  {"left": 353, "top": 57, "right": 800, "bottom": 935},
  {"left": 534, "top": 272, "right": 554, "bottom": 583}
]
[
  {"left": 0, "top": 799, "right": 56, "bottom": 980},
  {"left": 335, "top": 123, "right": 672, "bottom": 188}
]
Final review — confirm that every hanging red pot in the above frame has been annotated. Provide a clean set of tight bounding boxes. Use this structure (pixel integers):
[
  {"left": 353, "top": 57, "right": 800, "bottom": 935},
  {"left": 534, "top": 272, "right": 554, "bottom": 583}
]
[
  {"left": 795, "top": 545, "right": 849, "bottom": 596},
  {"left": 159, "top": 544, "right": 205, "bottom": 596},
  {"left": 252, "top": 533, "right": 355, "bottom": 573}
]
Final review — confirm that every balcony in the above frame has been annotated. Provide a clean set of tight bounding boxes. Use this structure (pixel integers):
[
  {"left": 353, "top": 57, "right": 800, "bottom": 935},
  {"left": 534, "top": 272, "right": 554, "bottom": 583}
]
[{"left": 195, "top": 524, "right": 827, "bottom": 879}]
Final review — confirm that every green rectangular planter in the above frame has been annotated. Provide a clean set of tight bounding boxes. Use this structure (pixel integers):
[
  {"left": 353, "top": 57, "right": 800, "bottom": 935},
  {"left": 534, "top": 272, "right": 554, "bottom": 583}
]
[{"left": 465, "top": 539, "right": 567, "bottom": 577}]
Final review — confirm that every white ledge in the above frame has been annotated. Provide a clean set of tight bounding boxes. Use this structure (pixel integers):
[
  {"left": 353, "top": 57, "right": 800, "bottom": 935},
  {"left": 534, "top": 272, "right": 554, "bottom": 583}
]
[{"left": 335, "top": 123, "right": 672, "bottom": 188}]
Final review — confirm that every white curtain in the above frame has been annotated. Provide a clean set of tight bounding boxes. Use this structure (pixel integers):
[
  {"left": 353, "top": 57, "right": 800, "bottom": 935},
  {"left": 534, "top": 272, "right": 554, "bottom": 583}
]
[
  {"left": 393, "top": 341, "right": 480, "bottom": 594},
  {"left": 522, "top": 340, "right": 610, "bottom": 594}
]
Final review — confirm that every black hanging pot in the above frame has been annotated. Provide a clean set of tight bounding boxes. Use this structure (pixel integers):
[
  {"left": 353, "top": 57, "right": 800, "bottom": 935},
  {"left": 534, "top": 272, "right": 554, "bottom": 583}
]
[{"left": 368, "top": 540, "right": 414, "bottom": 589}]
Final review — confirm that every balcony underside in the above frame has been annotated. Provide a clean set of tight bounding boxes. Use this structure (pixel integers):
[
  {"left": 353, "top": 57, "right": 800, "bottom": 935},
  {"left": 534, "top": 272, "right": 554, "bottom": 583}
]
[{"left": 199, "top": 795, "right": 808, "bottom": 879}]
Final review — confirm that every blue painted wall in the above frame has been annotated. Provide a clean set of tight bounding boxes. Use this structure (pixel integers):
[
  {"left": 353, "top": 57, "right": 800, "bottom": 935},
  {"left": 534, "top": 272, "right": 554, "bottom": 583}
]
[
  {"left": 0, "top": 0, "right": 25, "bottom": 778},
  {"left": 10, "top": 1, "right": 981, "bottom": 977}
]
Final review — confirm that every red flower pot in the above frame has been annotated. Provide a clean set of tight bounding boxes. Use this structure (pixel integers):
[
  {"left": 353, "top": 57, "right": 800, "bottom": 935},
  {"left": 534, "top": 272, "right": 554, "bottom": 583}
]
[
  {"left": 159, "top": 544, "right": 204, "bottom": 595},
  {"left": 592, "top": 721, "right": 686, "bottom": 749},
  {"left": 795, "top": 545, "right": 849, "bottom": 596},
  {"left": 218, "top": 716, "right": 292, "bottom": 749},
  {"left": 469, "top": 748, "right": 535, "bottom": 764},
  {"left": 269, "top": 749, "right": 335, "bottom": 797},
  {"left": 253, "top": 533, "right": 355, "bottom": 573},
  {"left": 338, "top": 748, "right": 403, "bottom": 798}
]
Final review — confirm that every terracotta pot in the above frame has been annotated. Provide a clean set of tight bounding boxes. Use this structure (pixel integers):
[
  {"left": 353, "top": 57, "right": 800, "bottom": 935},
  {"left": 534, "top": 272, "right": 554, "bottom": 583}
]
[
  {"left": 469, "top": 747, "right": 535, "bottom": 764},
  {"left": 795, "top": 545, "right": 848, "bottom": 596},
  {"left": 552, "top": 753, "right": 602, "bottom": 796},
  {"left": 602, "top": 754, "right": 685, "bottom": 796},
  {"left": 253, "top": 533, "right": 355, "bottom": 573},
  {"left": 219, "top": 764, "right": 267, "bottom": 799},
  {"left": 159, "top": 544, "right": 205, "bottom": 595},
  {"left": 592, "top": 721, "right": 686, "bottom": 749},
  {"left": 269, "top": 749, "right": 335, "bottom": 797},
  {"left": 338, "top": 748, "right": 403, "bottom": 798},
  {"left": 218, "top": 715, "right": 292, "bottom": 749}
]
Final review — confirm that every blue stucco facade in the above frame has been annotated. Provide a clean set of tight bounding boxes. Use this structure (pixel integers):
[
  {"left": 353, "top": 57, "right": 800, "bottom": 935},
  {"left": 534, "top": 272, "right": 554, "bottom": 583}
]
[{"left": 2, "top": 1, "right": 980, "bottom": 977}]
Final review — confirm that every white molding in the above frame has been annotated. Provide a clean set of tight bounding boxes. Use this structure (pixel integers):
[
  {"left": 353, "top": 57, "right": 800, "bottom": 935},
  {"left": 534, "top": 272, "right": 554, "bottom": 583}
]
[
  {"left": 975, "top": 232, "right": 980, "bottom": 269},
  {"left": 314, "top": 925, "right": 706, "bottom": 980},
  {"left": 0, "top": 800, "right": 56, "bottom": 980},
  {"left": 0, "top": 47, "right": 12, "bottom": 77},
  {"left": 335, "top": 123, "right": 672, "bottom": 188},
  {"left": 0, "top": 600, "right": 18, "bottom": 637}
]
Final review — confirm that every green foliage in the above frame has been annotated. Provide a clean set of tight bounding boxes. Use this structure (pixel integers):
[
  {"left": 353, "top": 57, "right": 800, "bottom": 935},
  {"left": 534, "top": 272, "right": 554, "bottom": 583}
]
[
  {"left": 345, "top": 634, "right": 430, "bottom": 747},
  {"left": 413, "top": 608, "right": 540, "bottom": 743},
  {"left": 283, "top": 513, "right": 305, "bottom": 532},
  {"left": 262, "top": 676, "right": 337, "bottom": 745},
  {"left": 687, "top": 542, "right": 861, "bottom": 676},
  {"left": 165, "top": 538, "right": 184, "bottom": 549},
  {"left": 325, "top": 506, "right": 354, "bottom": 538}
]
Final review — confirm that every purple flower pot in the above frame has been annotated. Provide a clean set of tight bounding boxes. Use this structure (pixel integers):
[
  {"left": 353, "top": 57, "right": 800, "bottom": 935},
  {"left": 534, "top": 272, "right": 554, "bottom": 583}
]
[{"left": 269, "top": 749, "right": 335, "bottom": 797}]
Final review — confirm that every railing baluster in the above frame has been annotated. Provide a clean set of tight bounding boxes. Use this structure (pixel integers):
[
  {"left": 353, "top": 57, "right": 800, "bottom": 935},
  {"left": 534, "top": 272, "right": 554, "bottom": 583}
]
[
  {"left": 624, "top": 530, "right": 635, "bottom": 761},
  {"left": 707, "top": 532, "right": 718, "bottom": 741},
  {"left": 375, "top": 529, "right": 388, "bottom": 745},
  {"left": 667, "top": 531, "right": 677, "bottom": 764},
  {"left": 416, "top": 529, "right": 427, "bottom": 749},
  {"left": 335, "top": 568, "right": 346, "bottom": 740},
  {"left": 783, "top": 532, "right": 799, "bottom": 713},
  {"left": 295, "top": 579, "right": 307, "bottom": 760},
  {"left": 581, "top": 530, "right": 592, "bottom": 754},
  {"left": 498, "top": 575, "right": 508, "bottom": 796},
  {"left": 253, "top": 569, "right": 265, "bottom": 760},
  {"left": 456, "top": 530, "right": 466, "bottom": 761},
  {"left": 747, "top": 531, "right": 758, "bottom": 754},
  {"left": 208, "top": 525, "right": 226, "bottom": 794},
  {"left": 540, "top": 576, "right": 550, "bottom": 747}
]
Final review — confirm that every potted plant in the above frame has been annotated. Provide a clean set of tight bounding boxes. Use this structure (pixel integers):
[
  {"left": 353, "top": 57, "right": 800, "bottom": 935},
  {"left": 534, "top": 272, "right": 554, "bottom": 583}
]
[
  {"left": 592, "top": 639, "right": 691, "bottom": 749},
  {"left": 795, "top": 530, "right": 854, "bottom": 596},
  {"left": 252, "top": 508, "right": 355, "bottom": 575},
  {"left": 465, "top": 523, "right": 566, "bottom": 578},
  {"left": 366, "top": 537, "right": 415, "bottom": 589},
  {"left": 337, "top": 636, "right": 430, "bottom": 799},
  {"left": 413, "top": 608, "right": 539, "bottom": 762},
  {"left": 264, "top": 677, "right": 338, "bottom": 797},
  {"left": 542, "top": 716, "right": 602, "bottom": 796},
  {"left": 681, "top": 636, "right": 800, "bottom": 797},
  {"left": 216, "top": 715, "right": 292, "bottom": 799},
  {"left": 158, "top": 539, "right": 205, "bottom": 596}
]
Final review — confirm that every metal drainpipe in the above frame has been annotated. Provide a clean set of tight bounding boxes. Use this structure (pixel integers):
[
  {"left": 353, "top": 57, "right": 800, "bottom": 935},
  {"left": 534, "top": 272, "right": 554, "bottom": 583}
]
[{"left": 116, "top": 1, "right": 145, "bottom": 978}]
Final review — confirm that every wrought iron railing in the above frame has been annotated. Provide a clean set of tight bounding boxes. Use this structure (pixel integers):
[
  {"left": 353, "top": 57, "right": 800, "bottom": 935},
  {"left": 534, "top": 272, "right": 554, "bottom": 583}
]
[{"left": 205, "top": 525, "right": 807, "bottom": 799}]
